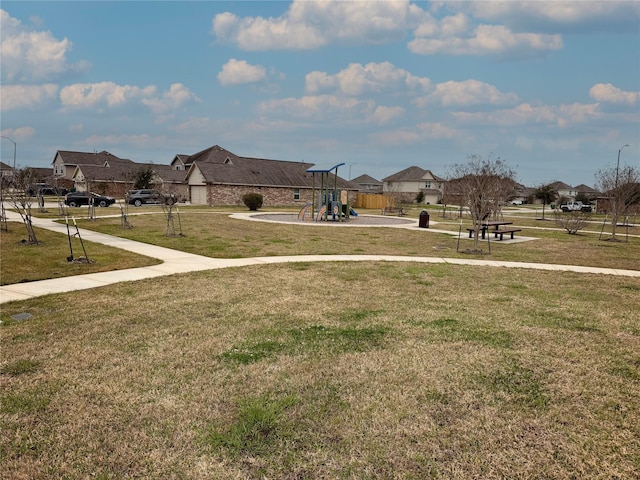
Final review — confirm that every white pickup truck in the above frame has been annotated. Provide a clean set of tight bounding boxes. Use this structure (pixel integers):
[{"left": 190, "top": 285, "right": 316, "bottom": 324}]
[{"left": 560, "top": 201, "right": 592, "bottom": 213}]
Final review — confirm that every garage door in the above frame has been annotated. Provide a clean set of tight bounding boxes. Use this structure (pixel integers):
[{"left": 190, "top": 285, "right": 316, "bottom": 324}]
[{"left": 190, "top": 186, "right": 207, "bottom": 205}]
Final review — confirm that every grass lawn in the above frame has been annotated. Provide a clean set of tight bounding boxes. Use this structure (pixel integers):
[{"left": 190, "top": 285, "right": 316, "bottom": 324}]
[
  {"left": 0, "top": 222, "right": 160, "bottom": 285},
  {"left": 1, "top": 206, "right": 639, "bottom": 478},
  {"left": 70, "top": 207, "right": 640, "bottom": 270}
]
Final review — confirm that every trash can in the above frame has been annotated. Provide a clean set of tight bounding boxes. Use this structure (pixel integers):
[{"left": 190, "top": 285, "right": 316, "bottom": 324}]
[{"left": 419, "top": 209, "right": 430, "bottom": 228}]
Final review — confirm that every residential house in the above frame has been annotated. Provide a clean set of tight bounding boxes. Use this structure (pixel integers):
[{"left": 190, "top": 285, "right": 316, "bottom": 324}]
[
  {"left": 351, "top": 174, "right": 383, "bottom": 194},
  {"left": 0, "top": 161, "right": 14, "bottom": 178},
  {"left": 53, "top": 150, "right": 190, "bottom": 197},
  {"left": 53, "top": 150, "right": 132, "bottom": 180},
  {"left": 71, "top": 159, "right": 138, "bottom": 196},
  {"left": 382, "top": 166, "right": 445, "bottom": 204},
  {"left": 170, "top": 154, "right": 192, "bottom": 171},
  {"left": 575, "top": 184, "right": 599, "bottom": 200},
  {"left": 548, "top": 181, "right": 578, "bottom": 201},
  {"left": 141, "top": 163, "right": 189, "bottom": 201},
  {"left": 511, "top": 184, "right": 536, "bottom": 204},
  {"left": 184, "top": 145, "right": 356, "bottom": 206}
]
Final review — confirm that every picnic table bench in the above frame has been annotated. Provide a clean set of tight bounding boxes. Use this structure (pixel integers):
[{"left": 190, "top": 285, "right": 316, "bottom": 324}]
[
  {"left": 381, "top": 206, "right": 405, "bottom": 216},
  {"left": 492, "top": 228, "right": 522, "bottom": 240},
  {"left": 467, "top": 221, "right": 521, "bottom": 240}
]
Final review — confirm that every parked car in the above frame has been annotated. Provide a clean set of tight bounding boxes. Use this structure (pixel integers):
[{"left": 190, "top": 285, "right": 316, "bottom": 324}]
[
  {"left": 560, "top": 201, "right": 592, "bottom": 213},
  {"left": 27, "top": 183, "right": 68, "bottom": 196},
  {"left": 64, "top": 191, "right": 115, "bottom": 207},
  {"left": 126, "top": 189, "right": 176, "bottom": 206}
]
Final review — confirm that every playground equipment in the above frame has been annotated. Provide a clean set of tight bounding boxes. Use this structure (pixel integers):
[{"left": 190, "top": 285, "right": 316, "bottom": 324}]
[{"left": 299, "top": 162, "right": 354, "bottom": 222}]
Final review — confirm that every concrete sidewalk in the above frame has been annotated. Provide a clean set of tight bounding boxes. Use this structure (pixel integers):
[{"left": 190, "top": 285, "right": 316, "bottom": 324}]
[{"left": 2, "top": 211, "right": 639, "bottom": 304}]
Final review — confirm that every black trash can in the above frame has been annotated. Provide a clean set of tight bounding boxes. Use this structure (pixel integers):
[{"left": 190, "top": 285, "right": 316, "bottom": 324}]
[{"left": 419, "top": 209, "right": 430, "bottom": 228}]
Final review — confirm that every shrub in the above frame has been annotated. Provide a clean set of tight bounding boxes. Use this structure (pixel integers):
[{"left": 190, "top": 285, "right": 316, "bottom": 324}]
[
  {"left": 554, "top": 210, "right": 591, "bottom": 234},
  {"left": 242, "top": 193, "right": 263, "bottom": 211}
]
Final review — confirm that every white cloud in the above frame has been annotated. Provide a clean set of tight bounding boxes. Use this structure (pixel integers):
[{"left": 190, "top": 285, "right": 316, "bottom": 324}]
[
  {"left": 214, "top": 0, "right": 635, "bottom": 60},
  {"left": 218, "top": 59, "right": 267, "bottom": 86},
  {"left": 0, "top": 9, "right": 88, "bottom": 83},
  {"left": 589, "top": 83, "right": 639, "bottom": 105},
  {"left": 212, "top": 0, "right": 420, "bottom": 50},
  {"left": 452, "top": 102, "right": 601, "bottom": 128},
  {"left": 60, "top": 82, "right": 157, "bottom": 109},
  {"left": 141, "top": 83, "right": 200, "bottom": 113},
  {"left": 373, "top": 129, "right": 422, "bottom": 145},
  {"left": 0, "top": 84, "right": 58, "bottom": 111},
  {"left": 416, "top": 122, "right": 458, "bottom": 139},
  {"left": 409, "top": 23, "right": 562, "bottom": 57},
  {"left": 458, "top": 1, "right": 640, "bottom": 33},
  {"left": 78, "top": 133, "right": 168, "bottom": 149},
  {"left": 417, "top": 79, "right": 518, "bottom": 107},
  {"left": 306, "top": 62, "right": 431, "bottom": 96},
  {"left": 258, "top": 94, "right": 375, "bottom": 120},
  {"left": 59, "top": 81, "right": 198, "bottom": 113},
  {"left": 0, "top": 126, "right": 36, "bottom": 141},
  {"left": 372, "top": 106, "right": 404, "bottom": 125}
]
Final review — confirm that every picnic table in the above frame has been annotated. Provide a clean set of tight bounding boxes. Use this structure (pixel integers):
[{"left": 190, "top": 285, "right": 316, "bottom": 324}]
[{"left": 467, "top": 221, "right": 521, "bottom": 240}]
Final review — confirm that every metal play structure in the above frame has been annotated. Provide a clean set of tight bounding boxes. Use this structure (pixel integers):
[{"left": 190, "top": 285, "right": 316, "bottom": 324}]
[{"left": 300, "top": 162, "right": 357, "bottom": 222}]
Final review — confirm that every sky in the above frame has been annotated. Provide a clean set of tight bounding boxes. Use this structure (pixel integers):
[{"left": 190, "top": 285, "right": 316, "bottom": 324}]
[{"left": 1, "top": 1, "right": 639, "bottom": 188}]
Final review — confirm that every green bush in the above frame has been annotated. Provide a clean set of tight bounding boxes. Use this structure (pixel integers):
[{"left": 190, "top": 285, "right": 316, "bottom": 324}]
[{"left": 242, "top": 193, "right": 263, "bottom": 211}]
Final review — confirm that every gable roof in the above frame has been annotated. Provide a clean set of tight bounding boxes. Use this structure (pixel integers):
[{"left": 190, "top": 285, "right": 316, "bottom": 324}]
[
  {"left": 72, "top": 162, "right": 134, "bottom": 183},
  {"left": 575, "top": 183, "right": 598, "bottom": 193},
  {"left": 548, "top": 181, "right": 573, "bottom": 191},
  {"left": 187, "top": 145, "right": 241, "bottom": 165},
  {"left": 352, "top": 174, "right": 381, "bottom": 185},
  {"left": 186, "top": 146, "right": 355, "bottom": 190},
  {"left": 383, "top": 166, "right": 426, "bottom": 182},
  {"left": 141, "top": 163, "right": 187, "bottom": 183},
  {"left": 54, "top": 150, "right": 133, "bottom": 167},
  {"left": 192, "top": 157, "right": 317, "bottom": 188}
]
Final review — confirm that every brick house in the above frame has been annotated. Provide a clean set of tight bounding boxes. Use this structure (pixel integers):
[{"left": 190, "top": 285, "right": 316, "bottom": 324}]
[
  {"left": 184, "top": 145, "right": 356, "bottom": 206},
  {"left": 53, "top": 150, "right": 135, "bottom": 191},
  {"left": 54, "top": 150, "right": 188, "bottom": 198}
]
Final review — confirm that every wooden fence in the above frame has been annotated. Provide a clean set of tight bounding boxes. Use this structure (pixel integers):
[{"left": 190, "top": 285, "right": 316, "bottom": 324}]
[{"left": 354, "top": 193, "right": 393, "bottom": 209}]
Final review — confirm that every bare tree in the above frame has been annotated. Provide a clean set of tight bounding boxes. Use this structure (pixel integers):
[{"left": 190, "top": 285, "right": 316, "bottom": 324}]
[
  {"left": 448, "top": 155, "right": 517, "bottom": 253},
  {"left": 6, "top": 168, "right": 39, "bottom": 244},
  {"left": 554, "top": 210, "right": 591, "bottom": 234},
  {"left": 595, "top": 164, "right": 640, "bottom": 241},
  {"left": 158, "top": 187, "right": 182, "bottom": 236}
]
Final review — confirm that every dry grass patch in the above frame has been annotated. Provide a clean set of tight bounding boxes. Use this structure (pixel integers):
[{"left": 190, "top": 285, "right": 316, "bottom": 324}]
[
  {"left": 0, "top": 222, "right": 160, "bottom": 285},
  {"left": 1, "top": 262, "right": 639, "bottom": 478}
]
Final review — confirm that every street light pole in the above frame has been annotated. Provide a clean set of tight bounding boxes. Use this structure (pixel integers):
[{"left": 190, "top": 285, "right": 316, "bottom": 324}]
[
  {"left": 616, "top": 144, "right": 629, "bottom": 188},
  {"left": 1, "top": 135, "right": 17, "bottom": 172},
  {"left": 348, "top": 162, "right": 358, "bottom": 180}
]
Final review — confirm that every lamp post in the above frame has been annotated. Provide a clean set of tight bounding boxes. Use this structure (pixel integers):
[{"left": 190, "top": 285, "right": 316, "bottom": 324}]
[
  {"left": 1, "top": 135, "right": 17, "bottom": 172},
  {"left": 616, "top": 144, "right": 629, "bottom": 188},
  {"left": 348, "top": 162, "right": 358, "bottom": 180}
]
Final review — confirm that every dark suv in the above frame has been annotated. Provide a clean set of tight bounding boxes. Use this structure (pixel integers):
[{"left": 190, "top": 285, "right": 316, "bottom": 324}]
[
  {"left": 64, "top": 191, "right": 115, "bottom": 207},
  {"left": 27, "top": 183, "right": 68, "bottom": 196},
  {"left": 126, "top": 189, "right": 176, "bottom": 206}
]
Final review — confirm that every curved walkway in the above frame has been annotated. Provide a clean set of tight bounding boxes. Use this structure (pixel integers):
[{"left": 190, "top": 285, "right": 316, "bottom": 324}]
[{"left": 2, "top": 211, "right": 639, "bottom": 304}]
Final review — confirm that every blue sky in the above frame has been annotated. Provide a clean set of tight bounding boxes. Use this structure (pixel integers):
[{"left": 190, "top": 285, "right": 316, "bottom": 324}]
[{"left": 1, "top": 1, "right": 639, "bottom": 187}]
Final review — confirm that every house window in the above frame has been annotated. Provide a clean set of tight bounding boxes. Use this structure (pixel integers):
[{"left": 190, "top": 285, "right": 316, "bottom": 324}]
[
  {"left": 425, "top": 181, "right": 431, "bottom": 189},
  {"left": 293, "top": 188, "right": 300, "bottom": 200}
]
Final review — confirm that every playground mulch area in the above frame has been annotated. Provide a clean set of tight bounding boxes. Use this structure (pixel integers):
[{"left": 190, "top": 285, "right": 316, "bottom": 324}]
[{"left": 249, "top": 213, "right": 416, "bottom": 226}]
